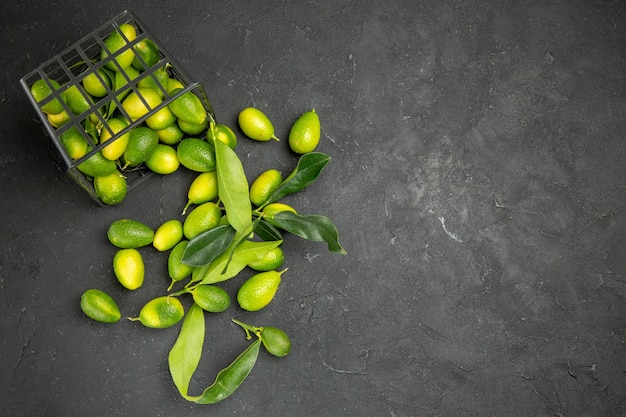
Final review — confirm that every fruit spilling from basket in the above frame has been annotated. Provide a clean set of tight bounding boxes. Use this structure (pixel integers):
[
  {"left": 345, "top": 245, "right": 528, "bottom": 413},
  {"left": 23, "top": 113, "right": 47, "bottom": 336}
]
[{"left": 23, "top": 13, "right": 216, "bottom": 205}]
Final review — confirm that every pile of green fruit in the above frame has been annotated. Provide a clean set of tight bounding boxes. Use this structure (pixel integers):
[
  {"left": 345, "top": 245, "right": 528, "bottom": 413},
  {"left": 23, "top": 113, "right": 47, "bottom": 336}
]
[
  {"left": 80, "top": 119, "right": 345, "bottom": 403},
  {"left": 29, "top": 23, "right": 226, "bottom": 205},
  {"left": 31, "top": 18, "right": 345, "bottom": 405}
]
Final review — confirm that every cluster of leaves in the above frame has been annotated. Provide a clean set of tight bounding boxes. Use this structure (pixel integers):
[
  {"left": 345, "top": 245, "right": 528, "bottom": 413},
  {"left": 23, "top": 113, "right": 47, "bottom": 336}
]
[{"left": 167, "top": 138, "right": 345, "bottom": 403}]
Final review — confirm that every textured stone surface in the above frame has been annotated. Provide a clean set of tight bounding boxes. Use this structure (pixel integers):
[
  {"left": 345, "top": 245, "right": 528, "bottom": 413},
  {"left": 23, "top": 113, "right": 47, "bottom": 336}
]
[{"left": 1, "top": 1, "right": 625, "bottom": 416}]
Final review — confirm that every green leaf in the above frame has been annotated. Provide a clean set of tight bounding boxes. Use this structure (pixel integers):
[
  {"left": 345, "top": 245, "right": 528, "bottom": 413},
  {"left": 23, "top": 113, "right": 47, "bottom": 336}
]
[
  {"left": 266, "top": 152, "right": 331, "bottom": 204},
  {"left": 272, "top": 211, "right": 347, "bottom": 254},
  {"left": 191, "top": 339, "right": 261, "bottom": 404},
  {"left": 181, "top": 224, "right": 237, "bottom": 267},
  {"left": 168, "top": 303, "right": 205, "bottom": 398},
  {"left": 190, "top": 239, "right": 282, "bottom": 285},
  {"left": 84, "top": 117, "right": 99, "bottom": 144},
  {"left": 219, "top": 215, "right": 264, "bottom": 274},
  {"left": 215, "top": 139, "right": 252, "bottom": 233},
  {"left": 254, "top": 219, "right": 283, "bottom": 241},
  {"left": 169, "top": 305, "right": 261, "bottom": 404}
]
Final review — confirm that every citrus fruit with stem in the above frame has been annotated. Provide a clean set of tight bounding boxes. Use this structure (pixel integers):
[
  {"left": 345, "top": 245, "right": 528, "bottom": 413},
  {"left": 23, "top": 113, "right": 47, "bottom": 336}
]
[
  {"left": 288, "top": 109, "right": 321, "bottom": 154},
  {"left": 132, "top": 296, "right": 184, "bottom": 329},
  {"left": 237, "top": 269, "right": 287, "bottom": 312},
  {"left": 182, "top": 171, "right": 218, "bottom": 215},
  {"left": 238, "top": 107, "right": 279, "bottom": 141}
]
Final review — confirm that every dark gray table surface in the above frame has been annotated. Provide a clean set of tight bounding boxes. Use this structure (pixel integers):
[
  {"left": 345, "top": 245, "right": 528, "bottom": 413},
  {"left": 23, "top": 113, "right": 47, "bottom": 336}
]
[{"left": 2, "top": 1, "right": 625, "bottom": 416}]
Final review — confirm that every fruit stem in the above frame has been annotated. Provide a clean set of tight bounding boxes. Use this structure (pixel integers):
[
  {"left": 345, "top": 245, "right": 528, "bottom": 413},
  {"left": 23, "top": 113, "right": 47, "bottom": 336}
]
[
  {"left": 169, "top": 288, "right": 191, "bottom": 297},
  {"left": 232, "top": 318, "right": 262, "bottom": 340},
  {"left": 271, "top": 135, "right": 280, "bottom": 141},
  {"left": 181, "top": 200, "right": 192, "bottom": 216}
]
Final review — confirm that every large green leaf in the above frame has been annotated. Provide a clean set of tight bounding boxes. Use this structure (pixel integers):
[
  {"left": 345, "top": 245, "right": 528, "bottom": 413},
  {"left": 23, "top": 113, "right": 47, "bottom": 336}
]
[
  {"left": 272, "top": 211, "right": 347, "bottom": 254},
  {"left": 168, "top": 303, "right": 205, "bottom": 398},
  {"left": 266, "top": 152, "right": 331, "bottom": 204},
  {"left": 192, "top": 339, "right": 261, "bottom": 404},
  {"left": 215, "top": 139, "right": 252, "bottom": 233}
]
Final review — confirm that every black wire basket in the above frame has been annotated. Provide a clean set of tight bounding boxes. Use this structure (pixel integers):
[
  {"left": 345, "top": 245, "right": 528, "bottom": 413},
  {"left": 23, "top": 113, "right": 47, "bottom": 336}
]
[{"left": 20, "top": 10, "right": 215, "bottom": 205}]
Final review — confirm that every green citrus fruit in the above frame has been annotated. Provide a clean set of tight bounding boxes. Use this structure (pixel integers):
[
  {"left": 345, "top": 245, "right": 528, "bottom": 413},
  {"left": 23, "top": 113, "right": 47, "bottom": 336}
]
[
  {"left": 192, "top": 285, "right": 231, "bottom": 313},
  {"left": 178, "top": 118, "right": 208, "bottom": 135},
  {"left": 63, "top": 84, "right": 93, "bottom": 116},
  {"left": 60, "top": 127, "right": 89, "bottom": 160},
  {"left": 263, "top": 202, "right": 297, "bottom": 217},
  {"left": 100, "top": 117, "right": 130, "bottom": 161},
  {"left": 122, "top": 126, "right": 159, "bottom": 168},
  {"left": 207, "top": 123, "right": 237, "bottom": 149},
  {"left": 168, "top": 89, "right": 207, "bottom": 125},
  {"left": 153, "top": 219, "right": 184, "bottom": 252},
  {"left": 80, "top": 289, "right": 122, "bottom": 323},
  {"left": 288, "top": 109, "right": 321, "bottom": 154},
  {"left": 94, "top": 171, "right": 127, "bottom": 205},
  {"left": 168, "top": 240, "right": 194, "bottom": 284},
  {"left": 183, "top": 201, "right": 221, "bottom": 240},
  {"left": 260, "top": 326, "right": 291, "bottom": 357},
  {"left": 131, "top": 38, "right": 160, "bottom": 70},
  {"left": 31, "top": 78, "right": 64, "bottom": 115},
  {"left": 107, "top": 219, "right": 154, "bottom": 248},
  {"left": 182, "top": 171, "right": 218, "bottom": 215},
  {"left": 136, "top": 296, "right": 184, "bottom": 329},
  {"left": 262, "top": 203, "right": 298, "bottom": 227},
  {"left": 176, "top": 138, "right": 216, "bottom": 172},
  {"left": 121, "top": 87, "right": 162, "bottom": 121},
  {"left": 113, "top": 66, "right": 140, "bottom": 102},
  {"left": 238, "top": 107, "right": 279, "bottom": 141},
  {"left": 145, "top": 144, "right": 180, "bottom": 174},
  {"left": 155, "top": 123, "right": 184, "bottom": 145},
  {"left": 137, "top": 66, "right": 169, "bottom": 97},
  {"left": 145, "top": 105, "right": 176, "bottom": 131},
  {"left": 77, "top": 150, "right": 117, "bottom": 177},
  {"left": 101, "top": 23, "right": 137, "bottom": 71},
  {"left": 249, "top": 169, "right": 282, "bottom": 207},
  {"left": 82, "top": 68, "right": 111, "bottom": 98},
  {"left": 113, "top": 248, "right": 144, "bottom": 290},
  {"left": 167, "top": 78, "right": 185, "bottom": 93},
  {"left": 247, "top": 246, "right": 284, "bottom": 272},
  {"left": 47, "top": 109, "right": 71, "bottom": 128},
  {"left": 236, "top": 269, "right": 286, "bottom": 312}
]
